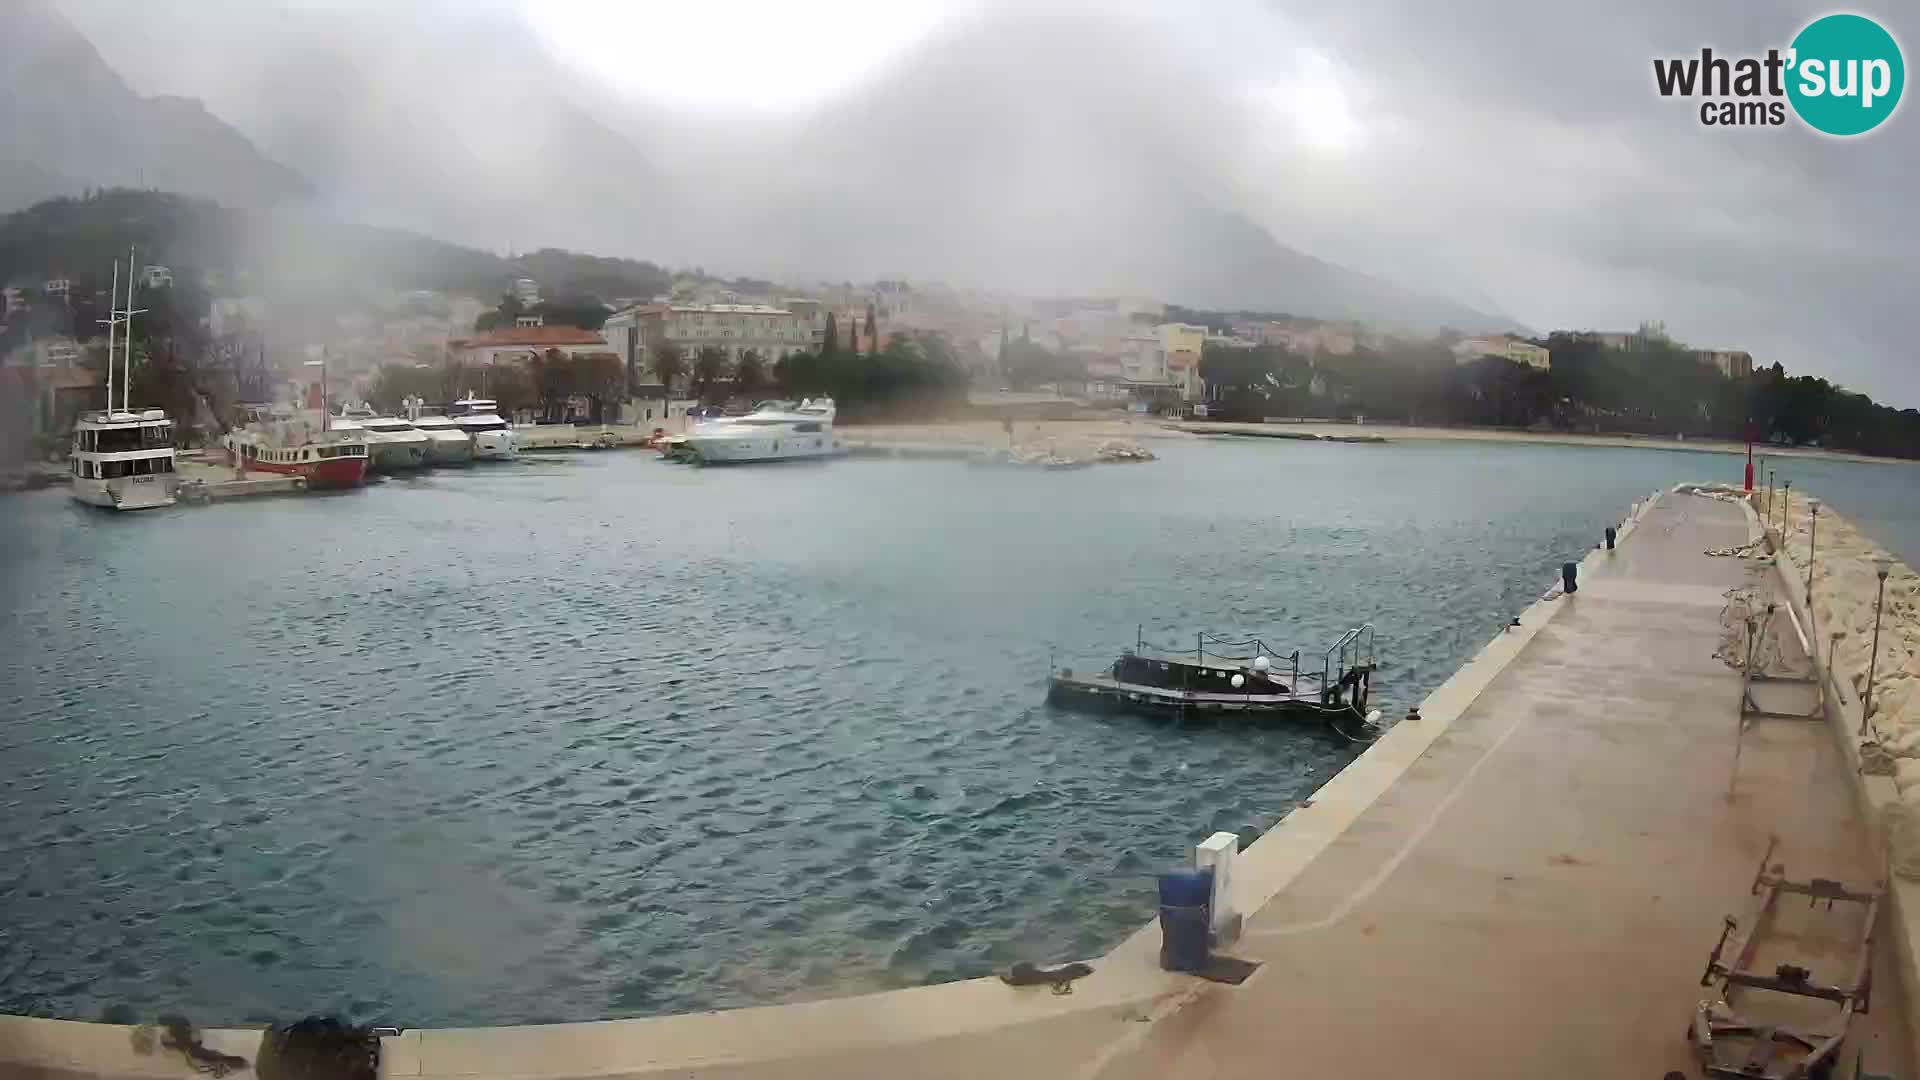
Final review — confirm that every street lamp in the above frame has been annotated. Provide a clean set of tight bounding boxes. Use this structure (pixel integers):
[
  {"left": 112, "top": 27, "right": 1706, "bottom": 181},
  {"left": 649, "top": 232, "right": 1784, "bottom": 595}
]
[
  {"left": 1805, "top": 498, "right": 1819, "bottom": 606},
  {"left": 1861, "top": 556, "right": 1894, "bottom": 735}
]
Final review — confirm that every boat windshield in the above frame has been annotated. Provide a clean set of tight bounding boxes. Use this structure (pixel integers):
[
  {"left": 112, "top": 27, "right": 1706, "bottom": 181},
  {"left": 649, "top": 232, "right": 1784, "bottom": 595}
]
[
  {"left": 91, "top": 425, "right": 173, "bottom": 452},
  {"left": 461, "top": 419, "right": 509, "bottom": 433}
]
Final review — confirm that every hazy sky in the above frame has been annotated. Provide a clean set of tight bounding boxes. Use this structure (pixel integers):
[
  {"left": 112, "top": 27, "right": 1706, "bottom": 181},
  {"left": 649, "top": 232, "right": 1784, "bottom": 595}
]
[{"left": 52, "top": 0, "right": 1920, "bottom": 406}]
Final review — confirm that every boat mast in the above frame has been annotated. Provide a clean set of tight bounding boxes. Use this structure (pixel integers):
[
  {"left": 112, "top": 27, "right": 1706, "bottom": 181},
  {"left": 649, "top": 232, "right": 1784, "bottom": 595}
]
[
  {"left": 122, "top": 245, "right": 146, "bottom": 414},
  {"left": 99, "top": 259, "right": 119, "bottom": 415}
]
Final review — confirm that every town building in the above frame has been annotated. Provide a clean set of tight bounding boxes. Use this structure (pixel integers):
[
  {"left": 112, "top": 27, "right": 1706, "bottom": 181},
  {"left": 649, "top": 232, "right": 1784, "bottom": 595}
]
[
  {"left": 512, "top": 278, "right": 541, "bottom": 306},
  {"left": 449, "top": 325, "right": 610, "bottom": 369},
  {"left": 43, "top": 278, "right": 70, "bottom": 298},
  {"left": 141, "top": 265, "right": 172, "bottom": 289},
  {"left": 602, "top": 303, "right": 813, "bottom": 381},
  {"left": 1694, "top": 349, "right": 1754, "bottom": 379},
  {"left": 1453, "top": 336, "right": 1551, "bottom": 370}
]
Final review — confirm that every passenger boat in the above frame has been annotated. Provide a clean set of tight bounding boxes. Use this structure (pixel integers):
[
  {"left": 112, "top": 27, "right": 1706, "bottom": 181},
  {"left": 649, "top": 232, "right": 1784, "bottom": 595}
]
[
  {"left": 70, "top": 251, "right": 178, "bottom": 510},
  {"left": 679, "top": 398, "right": 842, "bottom": 464},
  {"left": 224, "top": 406, "right": 369, "bottom": 489},
  {"left": 70, "top": 409, "right": 179, "bottom": 510},
  {"left": 1047, "top": 625, "right": 1378, "bottom": 733},
  {"left": 410, "top": 413, "right": 475, "bottom": 466},
  {"left": 448, "top": 396, "right": 517, "bottom": 461}
]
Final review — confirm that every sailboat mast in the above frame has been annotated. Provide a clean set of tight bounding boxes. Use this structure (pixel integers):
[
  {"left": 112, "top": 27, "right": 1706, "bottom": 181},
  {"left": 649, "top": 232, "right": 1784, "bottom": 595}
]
[
  {"left": 102, "top": 259, "right": 119, "bottom": 415},
  {"left": 123, "top": 245, "right": 137, "bottom": 413}
]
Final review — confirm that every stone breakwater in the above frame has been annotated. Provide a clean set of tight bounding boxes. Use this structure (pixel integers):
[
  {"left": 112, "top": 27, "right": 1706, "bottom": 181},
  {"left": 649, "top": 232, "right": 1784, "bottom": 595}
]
[{"left": 1770, "top": 492, "right": 1920, "bottom": 739}]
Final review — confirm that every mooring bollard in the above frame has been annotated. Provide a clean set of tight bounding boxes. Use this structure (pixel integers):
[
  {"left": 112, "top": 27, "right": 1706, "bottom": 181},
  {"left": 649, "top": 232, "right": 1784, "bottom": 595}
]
[
  {"left": 1561, "top": 562, "right": 1578, "bottom": 594},
  {"left": 1604, "top": 526, "right": 1617, "bottom": 551},
  {"left": 1157, "top": 866, "right": 1213, "bottom": 973}
]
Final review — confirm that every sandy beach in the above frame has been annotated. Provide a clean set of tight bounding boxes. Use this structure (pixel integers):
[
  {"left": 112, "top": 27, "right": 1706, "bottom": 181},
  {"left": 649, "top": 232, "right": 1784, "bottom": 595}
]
[{"left": 842, "top": 417, "right": 1915, "bottom": 467}]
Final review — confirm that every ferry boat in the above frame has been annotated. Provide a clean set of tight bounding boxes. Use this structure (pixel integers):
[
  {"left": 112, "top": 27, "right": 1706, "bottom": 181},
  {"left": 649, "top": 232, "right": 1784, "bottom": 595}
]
[
  {"left": 448, "top": 396, "right": 516, "bottom": 461},
  {"left": 225, "top": 406, "right": 369, "bottom": 489},
  {"left": 678, "top": 398, "right": 842, "bottom": 464},
  {"left": 70, "top": 409, "right": 179, "bottom": 510}
]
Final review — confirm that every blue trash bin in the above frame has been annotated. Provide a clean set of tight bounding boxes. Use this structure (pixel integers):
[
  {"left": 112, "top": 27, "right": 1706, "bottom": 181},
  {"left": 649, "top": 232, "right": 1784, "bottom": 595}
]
[{"left": 1157, "top": 866, "right": 1213, "bottom": 973}]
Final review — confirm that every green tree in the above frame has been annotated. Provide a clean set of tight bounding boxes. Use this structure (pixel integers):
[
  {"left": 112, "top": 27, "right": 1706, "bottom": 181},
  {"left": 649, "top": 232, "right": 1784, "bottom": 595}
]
[
  {"left": 530, "top": 347, "right": 575, "bottom": 422},
  {"left": 734, "top": 348, "right": 766, "bottom": 403},
  {"left": 691, "top": 345, "right": 731, "bottom": 403},
  {"left": 574, "top": 352, "right": 626, "bottom": 423},
  {"left": 647, "top": 342, "right": 687, "bottom": 420}
]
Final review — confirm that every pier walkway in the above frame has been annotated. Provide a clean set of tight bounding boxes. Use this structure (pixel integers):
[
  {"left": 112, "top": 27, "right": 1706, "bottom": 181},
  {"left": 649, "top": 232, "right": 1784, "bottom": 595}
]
[
  {"left": 1, "top": 492, "right": 1909, "bottom": 1079},
  {"left": 1092, "top": 492, "right": 1912, "bottom": 1078}
]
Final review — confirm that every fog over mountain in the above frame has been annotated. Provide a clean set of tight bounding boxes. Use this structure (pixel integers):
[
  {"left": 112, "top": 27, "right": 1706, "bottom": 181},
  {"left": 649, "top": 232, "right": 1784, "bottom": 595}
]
[
  {"left": 0, "top": 1, "right": 308, "bottom": 211},
  {"left": 18, "top": 0, "right": 1920, "bottom": 404}
]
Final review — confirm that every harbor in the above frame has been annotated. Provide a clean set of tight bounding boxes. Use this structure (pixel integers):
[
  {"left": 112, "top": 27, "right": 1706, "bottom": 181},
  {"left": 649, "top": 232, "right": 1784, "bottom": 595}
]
[{"left": 6, "top": 465, "right": 1919, "bottom": 1078}]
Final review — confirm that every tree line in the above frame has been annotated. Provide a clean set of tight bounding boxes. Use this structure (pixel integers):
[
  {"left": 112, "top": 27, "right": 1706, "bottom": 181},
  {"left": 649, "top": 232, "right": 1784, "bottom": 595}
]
[
  {"left": 1194, "top": 332, "right": 1920, "bottom": 459},
  {"left": 633, "top": 311, "right": 967, "bottom": 422}
]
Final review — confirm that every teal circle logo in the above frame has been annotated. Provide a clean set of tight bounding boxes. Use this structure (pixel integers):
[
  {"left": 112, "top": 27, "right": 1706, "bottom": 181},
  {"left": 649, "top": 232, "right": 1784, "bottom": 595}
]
[{"left": 1787, "top": 14, "right": 1904, "bottom": 135}]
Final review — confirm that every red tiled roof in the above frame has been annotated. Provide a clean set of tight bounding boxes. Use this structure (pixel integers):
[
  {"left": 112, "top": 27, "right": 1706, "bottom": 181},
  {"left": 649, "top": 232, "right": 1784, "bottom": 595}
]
[{"left": 454, "top": 327, "right": 608, "bottom": 348}]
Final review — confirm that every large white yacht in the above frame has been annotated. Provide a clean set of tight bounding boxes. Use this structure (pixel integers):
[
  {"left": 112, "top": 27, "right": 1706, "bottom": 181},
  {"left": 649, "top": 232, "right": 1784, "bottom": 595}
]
[
  {"left": 680, "top": 399, "right": 843, "bottom": 464},
  {"left": 409, "top": 413, "right": 475, "bottom": 466},
  {"left": 337, "top": 406, "right": 431, "bottom": 472},
  {"left": 448, "top": 396, "right": 517, "bottom": 461}
]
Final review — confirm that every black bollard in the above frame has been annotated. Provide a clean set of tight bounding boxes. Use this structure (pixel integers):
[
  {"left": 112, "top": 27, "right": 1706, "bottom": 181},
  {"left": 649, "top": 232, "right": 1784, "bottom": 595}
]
[
  {"left": 1604, "top": 526, "right": 1616, "bottom": 550},
  {"left": 1561, "top": 561, "right": 1578, "bottom": 594}
]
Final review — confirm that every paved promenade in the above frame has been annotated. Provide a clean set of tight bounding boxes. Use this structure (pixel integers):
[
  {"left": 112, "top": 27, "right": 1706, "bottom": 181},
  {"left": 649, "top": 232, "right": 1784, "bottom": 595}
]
[{"left": 1091, "top": 493, "right": 1911, "bottom": 1078}]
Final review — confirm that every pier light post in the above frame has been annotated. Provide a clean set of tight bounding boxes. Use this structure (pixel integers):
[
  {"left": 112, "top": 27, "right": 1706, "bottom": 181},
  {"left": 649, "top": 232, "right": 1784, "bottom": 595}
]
[
  {"left": 1805, "top": 499, "right": 1819, "bottom": 606},
  {"left": 1779, "top": 481, "right": 1790, "bottom": 534},
  {"left": 1861, "top": 556, "right": 1893, "bottom": 736}
]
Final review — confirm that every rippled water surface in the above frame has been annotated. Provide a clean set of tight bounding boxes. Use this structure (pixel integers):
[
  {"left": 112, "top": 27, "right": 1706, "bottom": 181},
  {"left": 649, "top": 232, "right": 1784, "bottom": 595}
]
[{"left": 1, "top": 436, "right": 1914, "bottom": 1026}]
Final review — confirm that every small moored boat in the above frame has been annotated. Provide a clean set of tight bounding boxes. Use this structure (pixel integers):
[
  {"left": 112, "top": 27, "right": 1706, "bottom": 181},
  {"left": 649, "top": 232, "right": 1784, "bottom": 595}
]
[{"left": 1047, "top": 625, "right": 1378, "bottom": 733}]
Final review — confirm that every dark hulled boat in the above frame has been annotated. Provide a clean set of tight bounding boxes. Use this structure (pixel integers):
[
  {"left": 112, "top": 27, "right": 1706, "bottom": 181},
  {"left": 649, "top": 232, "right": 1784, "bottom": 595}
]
[{"left": 1046, "top": 625, "right": 1377, "bottom": 731}]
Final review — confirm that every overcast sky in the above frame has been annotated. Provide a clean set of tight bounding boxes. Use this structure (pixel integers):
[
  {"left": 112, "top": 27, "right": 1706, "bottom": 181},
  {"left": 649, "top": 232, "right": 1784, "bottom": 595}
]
[{"left": 55, "top": 0, "right": 1920, "bottom": 406}]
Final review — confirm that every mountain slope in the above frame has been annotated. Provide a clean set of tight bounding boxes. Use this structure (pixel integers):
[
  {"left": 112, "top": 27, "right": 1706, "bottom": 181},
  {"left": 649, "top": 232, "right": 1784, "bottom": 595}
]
[
  {"left": 0, "top": 0, "right": 308, "bottom": 215},
  {"left": 36, "top": 1, "right": 1509, "bottom": 331}
]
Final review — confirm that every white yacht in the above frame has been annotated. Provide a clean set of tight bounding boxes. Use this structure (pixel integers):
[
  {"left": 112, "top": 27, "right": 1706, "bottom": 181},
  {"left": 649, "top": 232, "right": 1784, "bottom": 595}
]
[
  {"left": 448, "top": 396, "right": 517, "bottom": 461},
  {"left": 410, "top": 413, "right": 475, "bottom": 466},
  {"left": 338, "top": 407, "right": 431, "bottom": 472},
  {"left": 680, "top": 398, "right": 843, "bottom": 464},
  {"left": 71, "top": 409, "right": 179, "bottom": 509}
]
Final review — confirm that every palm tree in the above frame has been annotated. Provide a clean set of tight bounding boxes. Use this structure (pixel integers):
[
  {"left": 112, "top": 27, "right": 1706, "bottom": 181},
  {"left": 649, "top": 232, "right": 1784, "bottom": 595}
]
[
  {"left": 734, "top": 349, "right": 766, "bottom": 404},
  {"left": 691, "top": 345, "right": 731, "bottom": 403},
  {"left": 647, "top": 343, "right": 687, "bottom": 426}
]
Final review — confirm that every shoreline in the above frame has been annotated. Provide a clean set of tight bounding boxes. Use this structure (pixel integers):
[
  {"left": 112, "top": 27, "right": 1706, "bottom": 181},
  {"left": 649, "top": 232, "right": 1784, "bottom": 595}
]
[{"left": 841, "top": 416, "right": 1919, "bottom": 467}]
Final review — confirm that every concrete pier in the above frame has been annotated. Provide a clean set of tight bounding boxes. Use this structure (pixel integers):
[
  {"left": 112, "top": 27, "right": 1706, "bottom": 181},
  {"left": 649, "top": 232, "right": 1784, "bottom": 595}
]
[{"left": 2, "top": 491, "right": 1911, "bottom": 1079}]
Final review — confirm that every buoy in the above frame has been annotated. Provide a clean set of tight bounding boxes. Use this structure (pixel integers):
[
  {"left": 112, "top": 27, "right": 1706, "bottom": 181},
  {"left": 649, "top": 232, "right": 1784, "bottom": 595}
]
[
  {"left": 1252, "top": 655, "right": 1270, "bottom": 672},
  {"left": 1230, "top": 673, "right": 1245, "bottom": 689}
]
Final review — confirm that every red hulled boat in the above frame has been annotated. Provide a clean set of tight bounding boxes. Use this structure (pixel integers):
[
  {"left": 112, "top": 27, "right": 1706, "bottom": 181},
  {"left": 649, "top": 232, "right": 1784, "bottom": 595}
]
[{"left": 225, "top": 405, "right": 369, "bottom": 490}]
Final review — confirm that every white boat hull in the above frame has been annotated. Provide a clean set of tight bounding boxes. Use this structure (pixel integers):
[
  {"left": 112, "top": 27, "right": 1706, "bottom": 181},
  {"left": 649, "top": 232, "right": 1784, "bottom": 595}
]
[
  {"left": 70, "top": 474, "right": 178, "bottom": 510},
  {"left": 421, "top": 432, "right": 474, "bottom": 466},
  {"left": 683, "top": 431, "right": 843, "bottom": 464},
  {"left": 470, "top": 430, "right": 517, "bottom": 461},
  {"left": 367, "top": 435, "right": 432, "bottom": 472}
]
